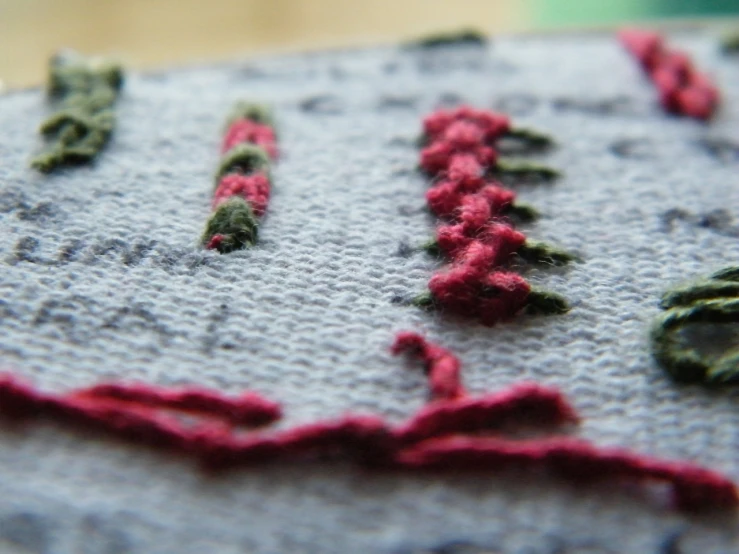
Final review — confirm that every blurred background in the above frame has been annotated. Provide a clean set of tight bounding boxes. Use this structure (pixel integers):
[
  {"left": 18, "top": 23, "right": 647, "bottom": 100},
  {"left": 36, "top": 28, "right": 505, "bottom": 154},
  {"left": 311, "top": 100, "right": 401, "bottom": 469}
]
[{"left": 1, "top": 0, "right": 738, "bottom": 88}]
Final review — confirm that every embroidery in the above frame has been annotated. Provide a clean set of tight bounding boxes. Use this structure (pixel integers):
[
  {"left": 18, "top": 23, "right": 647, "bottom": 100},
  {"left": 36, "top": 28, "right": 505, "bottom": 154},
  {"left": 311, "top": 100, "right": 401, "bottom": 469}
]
[
  {"left": 1, "top": 333, "right": 735, "bottom": 512},
  {"left": 651, "top": 267, "right": 739, "bottom": 384},
  {"left": 721, "top": 31, "right": 739, "bottom": 55},
  {"left": 201, "top": 103, "right": 278, "bottom": 253},
  {"left": 618, "top": 29, "right": 720, "bottom": 120},
  {"left": 411, "top": 106, "right": 572, "bottom": 326},
  {"left": 407, "top": 29, "right": 487, "bottom": 49},
  {"left": 31, "top": 52, "right": 123, "bottom": 173}
]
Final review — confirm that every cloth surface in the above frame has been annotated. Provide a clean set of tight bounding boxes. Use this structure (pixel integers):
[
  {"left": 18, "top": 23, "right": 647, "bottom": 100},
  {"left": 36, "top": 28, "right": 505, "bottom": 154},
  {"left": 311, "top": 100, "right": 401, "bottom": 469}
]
[{"left": 0, "top": 29, "right": 738, "bottom": 554}]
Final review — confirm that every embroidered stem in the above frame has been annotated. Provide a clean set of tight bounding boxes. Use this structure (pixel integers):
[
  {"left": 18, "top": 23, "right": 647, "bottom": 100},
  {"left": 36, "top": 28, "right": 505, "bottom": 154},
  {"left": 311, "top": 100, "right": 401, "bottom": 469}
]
[{"left": 202, "top": 103, "right": 278, "bottom": 253}]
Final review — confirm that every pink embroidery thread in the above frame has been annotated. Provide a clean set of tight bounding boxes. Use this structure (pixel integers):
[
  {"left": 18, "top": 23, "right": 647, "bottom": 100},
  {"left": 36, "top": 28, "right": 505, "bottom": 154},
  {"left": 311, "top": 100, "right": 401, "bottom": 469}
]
[
  {"left": 414, "top": 106, "right": 571, "bottom": 325},
  {"left": 618, "top": 28, "right": 720, "bottom": 120},
  {"left": 0, "top": 333, "right": 735, "bottom": 512}
]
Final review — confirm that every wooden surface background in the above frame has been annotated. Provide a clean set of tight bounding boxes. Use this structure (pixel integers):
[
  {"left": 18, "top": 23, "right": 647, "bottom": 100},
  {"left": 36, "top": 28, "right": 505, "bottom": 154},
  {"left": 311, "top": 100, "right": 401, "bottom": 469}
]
[{"left": 0, "top": 0, "right": 737, "bottom": 88}]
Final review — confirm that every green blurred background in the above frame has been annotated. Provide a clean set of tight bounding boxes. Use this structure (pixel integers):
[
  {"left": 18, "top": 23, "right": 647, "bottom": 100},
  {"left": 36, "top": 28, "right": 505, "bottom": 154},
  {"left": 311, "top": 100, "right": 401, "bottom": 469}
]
[{"left": 532, "top": 0, "right": 739, "bottom": 27}]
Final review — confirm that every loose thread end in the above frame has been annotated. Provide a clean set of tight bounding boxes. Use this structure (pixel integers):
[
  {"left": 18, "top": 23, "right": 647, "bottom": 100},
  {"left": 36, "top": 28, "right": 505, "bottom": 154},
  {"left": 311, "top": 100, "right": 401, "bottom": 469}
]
[{"left": 526, "top": 289, "right": 570, "bottom": 315}]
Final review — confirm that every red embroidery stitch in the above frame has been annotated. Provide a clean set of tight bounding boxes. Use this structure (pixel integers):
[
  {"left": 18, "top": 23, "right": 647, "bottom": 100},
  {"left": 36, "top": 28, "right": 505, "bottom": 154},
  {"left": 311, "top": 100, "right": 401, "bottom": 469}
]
[
  {"left": 395, "top": 436, "right": 738, "bottom": 512},
  {"left": 0, "top": 333, "right": 735, "bottom": 512},
  {"left": 72, "top": 382, "right": 282, "bottom": 426},
  {"left": 618, "top": 29, "right": 720, "bottom": 120},
  {"left": 391, "top": 331, "right": 465, "bottom": 400},
  {"left": 414, "top": 106, "right": 571, "bottom": 325},
  {"left": 221, "top": 119, "right": 278, "bottom": 159}
]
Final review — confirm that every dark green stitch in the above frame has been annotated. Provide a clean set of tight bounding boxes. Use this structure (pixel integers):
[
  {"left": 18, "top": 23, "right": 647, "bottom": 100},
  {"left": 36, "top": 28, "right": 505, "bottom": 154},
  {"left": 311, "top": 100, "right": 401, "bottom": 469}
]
[
  {"left": 201, "top": 198, "right": 259, "bottom": 253},
  {"left": 652, "top": 266, "right": 739, "bottom": 384},
  {"left": 651, "top": 298, "right": 739, "bottom": 383},
  {"left": 503, "top": 127, "right": 555, "bottom": 151},
  {"left": 525, "top": 289, "right": 570, "bottom": 315},
  {"left": 214, "top": 144, "right": 272, "bottom": 186},
  {"left": 504, "top": 202, "right": 540, "bottom": 222},
  {"left": 226, "top": 102, "right": 275, "bottom": 128},
  {"left": 660, "top": 280, "right": 739, "bottom": 309},
  {"left": 720, "top": 31, "right": 739, "bottom": 55},
  {"left": 411, "top": 292, "right": 436, "bottom": 309},
  {"left": 711, "top": 266, "right": 739, "bottom": 282},
  {"left": 407, "top": 29, "right": 487, "bottom": 49},
  {"left": 517, "top": 240, "right": 578, "bottom": 266},
  {"left": 494, "top": 159, "right": 561, "bottom": 181},
  {"left": 32, "top": 53, "right": 123, "bottom": 173}
]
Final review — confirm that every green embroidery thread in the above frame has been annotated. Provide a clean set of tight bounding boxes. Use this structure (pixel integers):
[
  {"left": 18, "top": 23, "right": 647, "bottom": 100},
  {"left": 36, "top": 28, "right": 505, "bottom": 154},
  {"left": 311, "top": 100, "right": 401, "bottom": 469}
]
[
  {"left": 651, "top": 267, "right": 739, "bottom": 384},
  {"left": 31, "top": 52, "right": 123, "bottom": 173}
]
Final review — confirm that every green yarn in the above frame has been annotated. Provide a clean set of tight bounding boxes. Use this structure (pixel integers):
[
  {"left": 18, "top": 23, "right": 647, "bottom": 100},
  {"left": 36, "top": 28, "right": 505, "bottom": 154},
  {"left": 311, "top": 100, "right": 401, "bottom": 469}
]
[
  {"left": 32, "top": 53, "right": 123, "bottom": 173},
  {"left": 651, "top": 266, "right": 739, "bottom": 384},
  {"left": 505, "top": 202, "right": 540, "bottom": 222},
  {"left": 525, "top": 288, "right": 571, "bottom": 315},
  {"left": 517, "top": 240, "right": 577, "bottom": 266},
  {"left": 201, "top": 198, "right": 259, "bottom": 253},
  {"left": 226, "top": 102, "right": 275, "bottom": 128},
  {"left": 660, "top": 280, "right": 739, "bottom": 309},
  {"left": 407, "top": 29, "right": 487, "bottom": 49},
  {"left": 720, "top": 31, "right": 739, "bottom": 54},
  {"left": 411, "top": 292, "right": 436, "bottom": 309},
  {"left": 711, "top": 266, "right": 739, "bottom": 282},
  {"left": 495, "top": 159, "right": 561, "bottom": 181},
  {"left": 215, "top": 144, "right": 272, "bottom": 185},
  {"left": 503, "top": 127, "right": 555, "bottom": 150}
]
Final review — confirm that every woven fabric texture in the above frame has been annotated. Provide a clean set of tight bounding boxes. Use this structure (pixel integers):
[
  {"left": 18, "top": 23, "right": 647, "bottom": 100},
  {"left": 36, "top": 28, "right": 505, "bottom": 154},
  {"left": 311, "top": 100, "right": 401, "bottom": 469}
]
[{"left": 0, "top": 30, "right": 738, "bottom": 553}]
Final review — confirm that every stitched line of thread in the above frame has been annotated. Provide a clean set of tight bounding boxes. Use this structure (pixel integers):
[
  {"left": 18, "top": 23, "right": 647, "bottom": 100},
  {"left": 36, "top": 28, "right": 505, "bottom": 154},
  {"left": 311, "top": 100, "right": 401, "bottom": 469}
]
[
  {"left": 31, "top": 52, "right": 124, "bottom": 173},
  {"left": 618, "top": 28, "right": 720, "bottom": 120},
  {"left": 0, "top": 334, "right": 735, "bottom": 512},
  {"left": 651, "top": 266, "right": 739, "bottom": 384},
  {"left": 414, "top": 106, "right": 572, "bottom": 326},
  {"left": 201, "top": 102, "right": 278, "bottom": 253}
]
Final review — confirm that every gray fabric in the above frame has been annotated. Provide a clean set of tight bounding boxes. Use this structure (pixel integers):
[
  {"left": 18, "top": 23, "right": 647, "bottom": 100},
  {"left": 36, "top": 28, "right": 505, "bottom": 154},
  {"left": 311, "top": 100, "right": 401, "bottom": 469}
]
[{"left": 1, "top": 29, "right": 739, "bottom": 554}]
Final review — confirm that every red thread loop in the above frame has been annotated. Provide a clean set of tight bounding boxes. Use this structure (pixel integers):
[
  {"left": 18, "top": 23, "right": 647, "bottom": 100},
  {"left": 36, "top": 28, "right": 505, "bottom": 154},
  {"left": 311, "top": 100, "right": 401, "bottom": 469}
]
[{"left": 391, "top": 332, "right": 465, "bottom": 401}]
